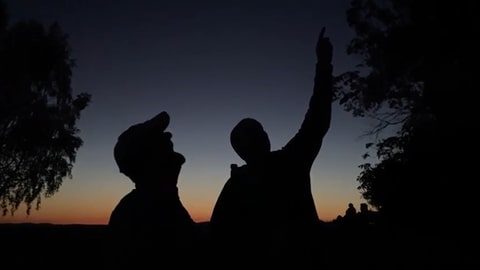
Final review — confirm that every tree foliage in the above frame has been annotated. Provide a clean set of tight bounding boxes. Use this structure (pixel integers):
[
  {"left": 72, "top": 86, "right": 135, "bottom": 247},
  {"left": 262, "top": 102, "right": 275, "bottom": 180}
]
[
  {"left": 335, "top": 0, "right": 478, "bottom": 226},
  {"left": 0, "top": 3, "right": 91, "bottom": 215}
]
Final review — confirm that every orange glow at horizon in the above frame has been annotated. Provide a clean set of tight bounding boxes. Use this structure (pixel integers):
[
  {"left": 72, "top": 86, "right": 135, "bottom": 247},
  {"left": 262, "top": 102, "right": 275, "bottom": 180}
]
[
  {"left": 0, "top": 172, "right": 362, "bottom": 225},
  {"left": 0, "top": 204, "right": 344, "bottom": 225}
]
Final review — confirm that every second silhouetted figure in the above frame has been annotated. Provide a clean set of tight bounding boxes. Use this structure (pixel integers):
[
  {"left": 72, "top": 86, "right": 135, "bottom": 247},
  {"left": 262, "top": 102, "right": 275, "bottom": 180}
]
[{"left": 210, "top": 27, "right": 334, "bottom": 269}]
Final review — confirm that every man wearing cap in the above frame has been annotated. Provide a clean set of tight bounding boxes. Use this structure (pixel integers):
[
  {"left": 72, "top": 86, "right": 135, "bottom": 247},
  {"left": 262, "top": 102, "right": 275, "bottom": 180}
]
[{"left": 107, "top": 111, "right": 195, "bottom": 267}]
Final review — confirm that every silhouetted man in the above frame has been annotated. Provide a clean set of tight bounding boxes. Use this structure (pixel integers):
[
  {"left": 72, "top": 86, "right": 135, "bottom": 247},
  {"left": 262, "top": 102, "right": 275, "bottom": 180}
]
[
  {"left": 107, "top": 111, "right": 195, "bottom": 267},
  {"left": 210, "top": 28, "right": 333, "bottom": 269}
]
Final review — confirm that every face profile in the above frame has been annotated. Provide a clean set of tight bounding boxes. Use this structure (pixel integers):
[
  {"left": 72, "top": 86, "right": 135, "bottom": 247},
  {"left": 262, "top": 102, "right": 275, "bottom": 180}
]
[{"left": 113, "top": 112, "right": 185, "bottom": 185}]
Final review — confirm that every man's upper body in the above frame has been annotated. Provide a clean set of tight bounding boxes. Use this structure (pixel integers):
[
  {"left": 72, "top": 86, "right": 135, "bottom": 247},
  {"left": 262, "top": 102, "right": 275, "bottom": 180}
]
[
  {"left": 210, "top": 28, "right": 333, "bottom": 268},
  {"left": 107, "top": 112, "right": 196, "bottom": 267}
]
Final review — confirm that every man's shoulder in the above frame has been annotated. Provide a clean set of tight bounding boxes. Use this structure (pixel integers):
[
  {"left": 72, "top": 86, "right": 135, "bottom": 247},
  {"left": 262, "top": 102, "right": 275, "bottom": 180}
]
[
  {"left": 270, "top": 148, "right": 297, "bottom": 164},
  {"left": 118, "top": 189, "right": 138, "bottom": 201},
  {"left": 222, "top": 164, "right": 250, "bottom": 189},
  {"left": 230, "top": 163, "right": 249, "bottom": 178},
  {"left": 108, "top": 190, "right": 137, "bottom": 226}
]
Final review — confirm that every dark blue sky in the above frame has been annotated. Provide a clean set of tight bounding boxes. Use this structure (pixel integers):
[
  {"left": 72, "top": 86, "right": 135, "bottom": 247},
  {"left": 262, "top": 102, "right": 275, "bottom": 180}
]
[{"left": 3, "top": 0, "right": 377, "bottom": 224}]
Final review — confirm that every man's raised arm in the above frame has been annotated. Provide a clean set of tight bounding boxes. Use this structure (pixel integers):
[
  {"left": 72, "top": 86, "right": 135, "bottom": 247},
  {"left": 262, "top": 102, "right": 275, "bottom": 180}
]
[{"left": 284, "top": 27, "right": 333, "bottom": 162}]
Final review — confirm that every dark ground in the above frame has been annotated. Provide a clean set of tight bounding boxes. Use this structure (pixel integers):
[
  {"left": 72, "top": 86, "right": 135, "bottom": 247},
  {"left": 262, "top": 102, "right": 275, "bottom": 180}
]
[{"left": 0, "top": 221, "right": 477, "bottom": 269}]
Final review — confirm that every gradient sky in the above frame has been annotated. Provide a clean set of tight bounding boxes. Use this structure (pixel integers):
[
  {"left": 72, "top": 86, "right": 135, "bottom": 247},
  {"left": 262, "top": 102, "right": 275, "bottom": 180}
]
[{"left": 2, "top": 0, "right": 378, "bottom": 224}]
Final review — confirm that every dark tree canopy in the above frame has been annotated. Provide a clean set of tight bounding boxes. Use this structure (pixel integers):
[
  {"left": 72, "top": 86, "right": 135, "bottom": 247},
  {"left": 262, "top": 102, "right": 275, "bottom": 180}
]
[
  {"left": 0, "top": 3, "right": 91, "bottom": 215},
  {"left": 336, "top": 0, "right": 478, "bottom": 230}
]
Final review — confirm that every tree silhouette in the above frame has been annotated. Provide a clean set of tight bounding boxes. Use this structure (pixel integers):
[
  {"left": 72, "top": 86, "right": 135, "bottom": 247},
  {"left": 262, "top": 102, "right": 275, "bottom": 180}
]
[
  {"left": 0, "top": 2, "right": 91, "bottom": 215},
  {"left": 335, "top": 0, "right": 477, "bottom": 230}
]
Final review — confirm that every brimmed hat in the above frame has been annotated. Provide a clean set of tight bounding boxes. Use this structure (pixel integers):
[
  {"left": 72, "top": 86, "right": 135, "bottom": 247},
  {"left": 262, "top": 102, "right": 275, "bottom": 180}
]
[{"left": 114, "top": 111, "right": 182, "bottom": 178}]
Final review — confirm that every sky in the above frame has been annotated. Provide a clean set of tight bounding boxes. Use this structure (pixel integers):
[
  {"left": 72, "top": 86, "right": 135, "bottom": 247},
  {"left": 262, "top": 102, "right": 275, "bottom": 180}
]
[{"left": 1, "top": 0, "right": 378, "bottom": 224}]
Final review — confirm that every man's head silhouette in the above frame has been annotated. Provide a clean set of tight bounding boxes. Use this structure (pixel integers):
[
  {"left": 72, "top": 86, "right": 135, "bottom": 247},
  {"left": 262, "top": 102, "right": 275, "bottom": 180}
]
[
  {"left": 230, "top": 118, "right": 271, "bottom": 163},
  {"left": 114, "top": 111, "right": 185, "bottom": 187}
]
